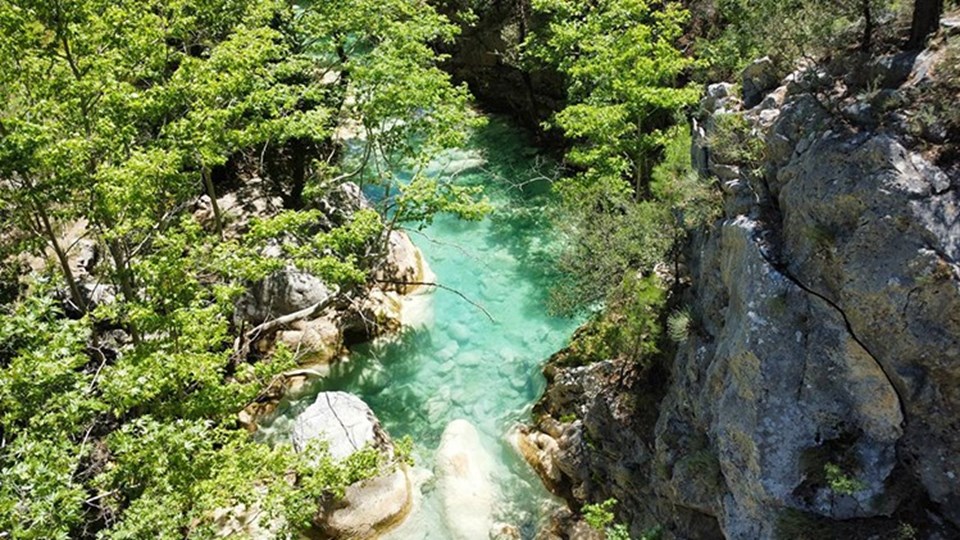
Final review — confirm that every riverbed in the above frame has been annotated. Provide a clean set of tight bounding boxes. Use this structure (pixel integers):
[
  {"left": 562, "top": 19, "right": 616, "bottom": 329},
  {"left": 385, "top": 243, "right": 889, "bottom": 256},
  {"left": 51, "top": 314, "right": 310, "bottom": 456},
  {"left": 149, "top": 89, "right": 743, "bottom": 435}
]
[{"left": 261, "top": 118, "right": 580, "bottom": 538}]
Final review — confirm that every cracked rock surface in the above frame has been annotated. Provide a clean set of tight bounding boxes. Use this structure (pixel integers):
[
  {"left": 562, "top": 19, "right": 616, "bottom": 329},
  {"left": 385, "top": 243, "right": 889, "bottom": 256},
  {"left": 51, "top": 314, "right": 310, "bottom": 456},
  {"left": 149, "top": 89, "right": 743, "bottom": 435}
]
[
  {"left": 527, "top": 50, "right": 960, "bottom": 539},
  {"left": 667, "top": 51, "right": 960, "bottom": 538}
]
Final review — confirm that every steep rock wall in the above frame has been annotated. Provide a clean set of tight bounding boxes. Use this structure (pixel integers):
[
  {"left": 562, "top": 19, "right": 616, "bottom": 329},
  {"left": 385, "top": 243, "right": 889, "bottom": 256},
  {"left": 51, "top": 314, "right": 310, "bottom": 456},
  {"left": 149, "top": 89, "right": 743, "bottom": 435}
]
[{"left": 527, "top": 49, "right": 960, "bottom": 539}]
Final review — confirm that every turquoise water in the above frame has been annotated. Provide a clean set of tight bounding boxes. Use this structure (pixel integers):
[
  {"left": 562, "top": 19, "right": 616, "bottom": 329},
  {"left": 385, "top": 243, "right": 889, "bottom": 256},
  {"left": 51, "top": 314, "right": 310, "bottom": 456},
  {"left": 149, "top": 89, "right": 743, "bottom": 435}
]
[{"left": 262, "top": 119, "right": 580, "bottom": 537}]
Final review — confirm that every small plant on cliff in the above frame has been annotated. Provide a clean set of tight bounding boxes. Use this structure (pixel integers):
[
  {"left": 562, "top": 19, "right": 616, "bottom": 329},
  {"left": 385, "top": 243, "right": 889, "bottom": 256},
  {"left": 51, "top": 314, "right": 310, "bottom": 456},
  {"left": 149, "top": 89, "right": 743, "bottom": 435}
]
[
  {"left": 707, "top": 113, "right": 765, "bottom": 170},
  {"left": 583, "top": 498, "right": 631, "bottom": 540},
  {"left": 667, "top": 309, "right": 692, "bottom": 343},
  {"left": 824, "top": 462, "right": 866, "bottom": 495},
  {"left": 563, "top": 274, "right": 666, "bottom": 366},
  {"left": 583, "top": 498, "right": 662, "bottom": 540}
]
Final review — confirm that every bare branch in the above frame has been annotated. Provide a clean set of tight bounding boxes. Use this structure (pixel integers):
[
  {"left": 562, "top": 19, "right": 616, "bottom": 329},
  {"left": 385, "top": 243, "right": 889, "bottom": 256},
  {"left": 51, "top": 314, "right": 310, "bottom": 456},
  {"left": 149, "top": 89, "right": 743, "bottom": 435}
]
[{"left": 372, "top": 278, "right": 496, "bottom": 323}]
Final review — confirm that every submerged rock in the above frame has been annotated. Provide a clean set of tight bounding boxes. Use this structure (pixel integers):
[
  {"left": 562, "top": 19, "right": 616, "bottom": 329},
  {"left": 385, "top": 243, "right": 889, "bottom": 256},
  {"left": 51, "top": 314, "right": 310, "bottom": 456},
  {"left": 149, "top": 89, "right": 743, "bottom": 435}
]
[{"left": 435, "top": 419, "right": 497, "bottom": 540}]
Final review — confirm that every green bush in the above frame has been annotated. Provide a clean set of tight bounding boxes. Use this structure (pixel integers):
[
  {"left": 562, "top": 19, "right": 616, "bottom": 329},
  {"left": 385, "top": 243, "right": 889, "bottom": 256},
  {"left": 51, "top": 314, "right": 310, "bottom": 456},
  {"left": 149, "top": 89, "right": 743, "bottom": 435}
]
[
  {"left": 824, "top": 463, "right": 866, "bottom": 495},
  {"left": 707, "top": 113, "right": 765, "bottom": 168}
]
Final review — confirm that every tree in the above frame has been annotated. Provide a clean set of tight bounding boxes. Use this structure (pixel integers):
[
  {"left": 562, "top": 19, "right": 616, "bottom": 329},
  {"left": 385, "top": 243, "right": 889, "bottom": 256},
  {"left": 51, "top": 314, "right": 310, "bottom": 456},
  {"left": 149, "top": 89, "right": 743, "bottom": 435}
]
[
  {"left": 908, "top": 0, "right": 944, "bottom": 49},
  {"left": 527, "top": 0, "right": 701, "bottom": 199},
  {"left": 0, "top": 0, "right": 487, "bottom": 537}
]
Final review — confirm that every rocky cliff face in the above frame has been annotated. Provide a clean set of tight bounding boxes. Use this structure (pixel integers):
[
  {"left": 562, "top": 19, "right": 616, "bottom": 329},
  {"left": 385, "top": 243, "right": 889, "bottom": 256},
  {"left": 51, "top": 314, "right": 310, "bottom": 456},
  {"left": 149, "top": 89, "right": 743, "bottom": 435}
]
[
  {"left": 431, "top": 0, "right": 564, "bottom": 133},
  {"left": 526, "top": 46, "right": 960, "bottom": 539}
]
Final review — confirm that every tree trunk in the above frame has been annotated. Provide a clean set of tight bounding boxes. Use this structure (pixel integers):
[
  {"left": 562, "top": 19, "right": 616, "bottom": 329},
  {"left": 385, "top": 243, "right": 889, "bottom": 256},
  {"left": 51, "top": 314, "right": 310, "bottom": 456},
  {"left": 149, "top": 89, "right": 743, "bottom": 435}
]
[
  {"left": 288, "top": 138, "right": 307, "bottom": 209},
  {"left": 105, "top": 237, "right": 141, "bottom": 346},
  {"left": 907, "top": 0, "right": 943, "bottom": 49},
  {"left": 202, "top": 167, "right": 224, "bottom": 238},
  {"left": 860, "top": 0, "right": 874, "bottom": 52},
  {"left": 35, "top": 205, "right": 85, "bottom": 313}
]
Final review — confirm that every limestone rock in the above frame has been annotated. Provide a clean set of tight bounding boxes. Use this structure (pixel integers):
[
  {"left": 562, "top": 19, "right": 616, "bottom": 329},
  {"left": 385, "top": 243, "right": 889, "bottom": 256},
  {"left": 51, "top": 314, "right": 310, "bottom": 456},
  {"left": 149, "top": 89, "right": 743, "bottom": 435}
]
[
  {"left": 236, "top": 267, "right": 331, "bottom": 325},
  {"left": 491, "top": 522, "right": 522, "bottom": 540},
  {"left": 291, "top": 392, "right": 413, "bottom": 538},
  {"left": 274, "top": 313, "right": 344, "bottom": 365},
  {"left": 528, "top": 47, "right": 960, "bottom": 539},
  {"left": 375, "top": 230, "right": 432, "bottom": 295},
  {"left": 291, "top": 391, "right": 390, "bottom": 457},
  {"left": 435, "top": 419, "right": 496, "bottom": 540},
  {"left": 319, "top": 467, "right": 412, "bottom": 539},
  {"left": 741, "top": 57, "right": 779, "bottom": 108},
  {"left": 510, "top": 425, "right": 562, "bottom": 487}
]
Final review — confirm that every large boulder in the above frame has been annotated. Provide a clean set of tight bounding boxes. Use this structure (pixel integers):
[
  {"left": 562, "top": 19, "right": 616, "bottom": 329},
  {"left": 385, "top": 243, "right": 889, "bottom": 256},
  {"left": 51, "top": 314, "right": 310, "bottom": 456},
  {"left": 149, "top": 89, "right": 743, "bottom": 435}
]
[
  {"left": 741, "top": 56, "right": 780, "bottom": 108},
  {"left": 435, "top": 419, "right": 497, "bottom": 540},
  {"left": 375, "top": 230, "right": 433, "bottom": 295},
  {"left": 291, "top": 392, "right": 391, "bottom": 457},
  {"left": 292, "top": 392, "right": 412, "bottom": 538},
  {"left": 236, "top": 267, "right": 332, "bottom": 325}
]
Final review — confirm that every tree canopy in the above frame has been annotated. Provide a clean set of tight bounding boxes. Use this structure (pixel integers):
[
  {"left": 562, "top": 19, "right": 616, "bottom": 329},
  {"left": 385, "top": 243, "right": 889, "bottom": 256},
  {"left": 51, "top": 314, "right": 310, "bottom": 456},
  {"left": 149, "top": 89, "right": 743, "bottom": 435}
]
[{"left": 0, "top": 0, "right": 485, "bottom": 537}]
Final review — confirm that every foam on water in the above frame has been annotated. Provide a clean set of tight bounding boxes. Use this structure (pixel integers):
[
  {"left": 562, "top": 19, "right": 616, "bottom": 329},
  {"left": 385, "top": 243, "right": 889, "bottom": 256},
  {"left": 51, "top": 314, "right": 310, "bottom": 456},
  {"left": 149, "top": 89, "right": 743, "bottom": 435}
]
[{"left": 259, "top": 119, "right": 580, "bottom": 538}]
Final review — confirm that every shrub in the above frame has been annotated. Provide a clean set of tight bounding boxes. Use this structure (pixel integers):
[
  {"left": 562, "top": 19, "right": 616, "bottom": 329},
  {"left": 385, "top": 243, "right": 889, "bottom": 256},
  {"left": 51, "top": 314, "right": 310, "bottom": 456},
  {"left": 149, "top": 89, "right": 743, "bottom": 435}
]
[{"left": 667, "top": 309, "right": 692, "bottom": 343}]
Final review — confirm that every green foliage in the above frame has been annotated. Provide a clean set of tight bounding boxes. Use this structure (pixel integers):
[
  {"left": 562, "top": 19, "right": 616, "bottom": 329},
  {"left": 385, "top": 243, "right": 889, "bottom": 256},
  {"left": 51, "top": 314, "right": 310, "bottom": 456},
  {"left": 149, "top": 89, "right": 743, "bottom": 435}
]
[
  {"left": 707, "top": 113, "right": 765, "bottom": 169},
  {"left": 392, "top": 175, "right": 492, "bottom": 227},
  {"left": 896, "top": 522, "right": 919, "bottom": 540},
  {"left": 243, "top": 208, "right": 386, "bottom": 288},
  {"left": 582, "top": 498, "right": 660, "bottom": 540},
  {"left": 824, "top": 463, "right": 865, "bottom": 495},
  {"left": 550, "top": 123, "right": 717, "bottom": 317},
  {"left": 694, "top": 0, "right": 902, "bottom": 80},
  {"left": 564, "top": 274, "right": 666, "bottom": 366},
  {"left": 650, "top": 124, "right": 723, "bottom": 229},
  {"left": 0, "top": 0, "right": 478, "bottom": 537},
  {"left": 906, "top": 35, "right": 960, "bottom": 143},
  {"left": 583, "top": 498, "right": 620, "bottom": 532},
  {"left": 528, "top": 0, "right": 701, "bottom": 196}
]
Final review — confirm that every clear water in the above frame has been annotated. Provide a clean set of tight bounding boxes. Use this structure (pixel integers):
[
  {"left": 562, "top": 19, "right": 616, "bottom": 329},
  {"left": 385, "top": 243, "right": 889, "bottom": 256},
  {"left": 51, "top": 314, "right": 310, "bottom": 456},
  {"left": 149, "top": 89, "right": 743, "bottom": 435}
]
[{"left": 259, "top": 118, "right": 581, "bottom": 538}]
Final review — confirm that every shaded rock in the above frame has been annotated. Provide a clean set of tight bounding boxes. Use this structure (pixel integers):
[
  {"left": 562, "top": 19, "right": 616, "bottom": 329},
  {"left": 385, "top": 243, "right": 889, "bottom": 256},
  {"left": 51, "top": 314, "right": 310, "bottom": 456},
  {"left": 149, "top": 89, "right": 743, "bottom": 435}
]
[
  {"left": 193, "top": 176, "right": 284, "bottom": 238},
  {"left": 435, "top": 419, "right": 496, "bottom": 540},
  {"left": 741, "top": 57, "right": 779, "bottom": 108},
  {"left": 274, "top": 312, "right": 344, "bottom": 365},
  {"left": 236, "top": 267, "right": 332, "bottom": 325},
  {"left": 432, "top": 0, "right": 565, "bottom": 132},
  {"left": 291, "top": 392, "right": 413, "bottom": 539},
  {"left": 314, "top": 182, "right": 372, "bottom": 226},
  {"left": 344, "top": 288, "right": 404, "bottom": 339}
]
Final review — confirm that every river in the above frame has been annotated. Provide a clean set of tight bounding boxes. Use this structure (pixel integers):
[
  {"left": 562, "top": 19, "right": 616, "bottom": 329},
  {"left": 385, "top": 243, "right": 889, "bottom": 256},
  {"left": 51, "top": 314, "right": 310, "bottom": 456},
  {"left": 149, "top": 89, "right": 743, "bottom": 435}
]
[{"left": 261, "top": 117, "right": 580, "bottom": 538}]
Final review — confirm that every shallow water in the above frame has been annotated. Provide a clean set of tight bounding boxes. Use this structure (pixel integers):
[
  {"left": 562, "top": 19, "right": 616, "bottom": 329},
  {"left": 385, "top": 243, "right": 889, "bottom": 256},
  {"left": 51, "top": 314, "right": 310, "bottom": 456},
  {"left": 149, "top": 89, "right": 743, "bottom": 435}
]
[{"left": 260, "top": 119, "right": 580, "bottom": 538}]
